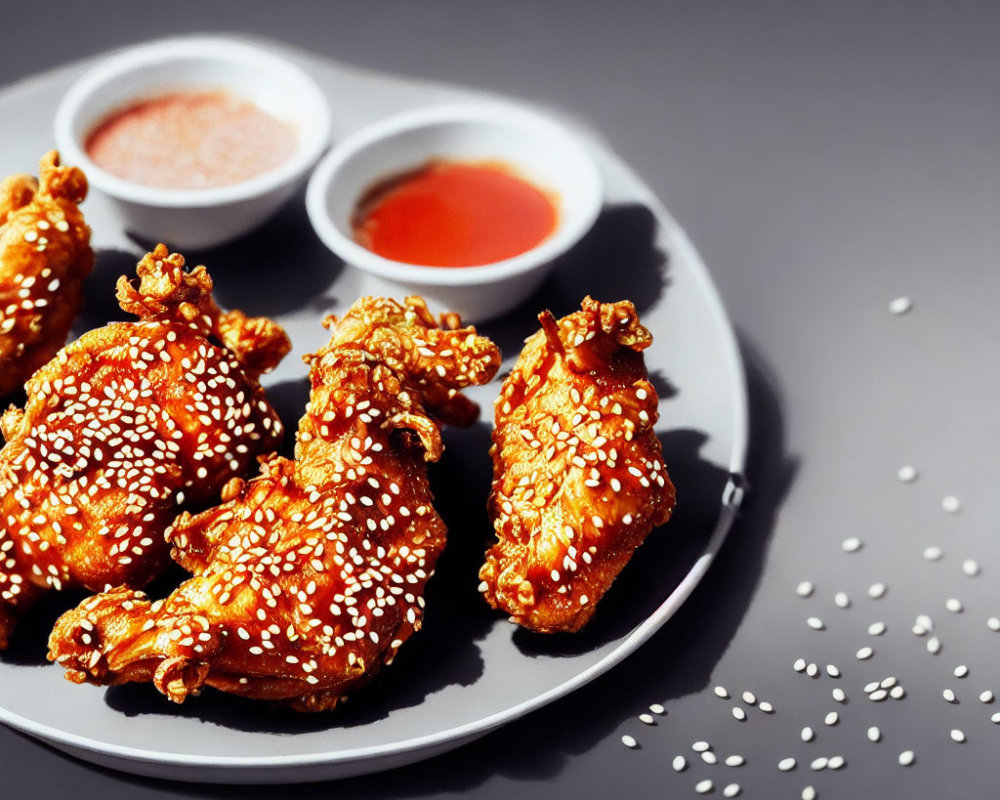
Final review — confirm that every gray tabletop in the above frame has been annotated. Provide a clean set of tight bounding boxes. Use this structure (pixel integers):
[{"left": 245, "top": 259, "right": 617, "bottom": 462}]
[{"left": 3, "top": 2, "right": 999, "bottom": 798}]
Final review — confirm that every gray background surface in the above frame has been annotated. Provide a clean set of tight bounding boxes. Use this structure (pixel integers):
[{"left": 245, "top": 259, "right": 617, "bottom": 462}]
[{"left": 3, "top": 2, "right": 999, "bottom": 798}]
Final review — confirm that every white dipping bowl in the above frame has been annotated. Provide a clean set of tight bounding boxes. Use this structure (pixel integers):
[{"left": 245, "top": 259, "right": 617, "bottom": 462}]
[
  {"left": 305, "top": 103, "right": 603, "bottom": 322},
  {"left": 54, "top": 35, "right": 332, "bottom": 250}
]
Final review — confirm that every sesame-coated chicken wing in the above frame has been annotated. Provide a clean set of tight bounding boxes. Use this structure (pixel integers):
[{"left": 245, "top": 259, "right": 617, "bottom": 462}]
[
  {"left": 0, "top": 244, "right": 289, "bottom": 649},
  {"left": 48, "top": 296, "right": 500, "bottom": 711},
  {"left": 0, "top": 151, "right": 94, "bottom": 398},
  {"left": 478, "top": 297, "right": 676, "bottom": 633}
]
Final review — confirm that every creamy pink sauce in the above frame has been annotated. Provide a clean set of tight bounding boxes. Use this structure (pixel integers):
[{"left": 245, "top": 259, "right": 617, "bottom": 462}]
[{"left": 85, "top": 89, "right": 298, "bottom": 190}]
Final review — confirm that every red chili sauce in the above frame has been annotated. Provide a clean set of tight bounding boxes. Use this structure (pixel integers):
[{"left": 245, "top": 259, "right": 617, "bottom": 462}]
[
  {"left": 85, "top": 90, "right": 297, "bottom": 190},
  {"left": 351, "top": 160, "right": 558, "bottom": 267}
]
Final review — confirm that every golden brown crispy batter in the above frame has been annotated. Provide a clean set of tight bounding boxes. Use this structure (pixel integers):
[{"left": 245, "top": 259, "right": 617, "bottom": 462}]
[
  {"left": 0, "top": 151, "right": 94, "bottom": 397},
  {"left": 478, "top": 296, "right": 676, "bottom": 633},
  {"left": 0, "top": 244, "right": 289, "bottom": 648},
  {"left": 48, "top": 296, "right": 500, "bottom": 711}
]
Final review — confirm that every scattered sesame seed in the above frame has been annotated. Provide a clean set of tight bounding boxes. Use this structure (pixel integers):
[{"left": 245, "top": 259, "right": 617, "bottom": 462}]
[
  {"left": 841, "top": 537, "right": 862, "bottom": 553},
  {"left": 896, "top": 465, "right": 918, "bottom": 482},
  {"left": 695, "top": 779, "right": 714, "bottom": 795},
  {"left": 703, "top": 751, "right": 719, "bottom": 765},
  {"left": 714, "top": 685, "right": 730, "bottom": 698},
  {"left": 778, "top": 757, "right": 797, "bottom": 772},
  {"left": 672, "top": 755, "right": 688, "bottom": 772},
  {"left": 980, "top": 691, "right": 994, "bottom": 704},
  {"left": 869, "top": 689, "right": 888, "bottom": 702},
  {"left": 742, "top": 690, "right": 757, "bottom": 705},
  {"left": 954, "top": 665, "right": 969, "bottom": 678},
  {"left": 923, "top": 546, "right": 943, "bottom": 561},
  {"left": 832, "top": 687, "right": 847, "bottom": 703},
  {"left": 834, "top": 591, "right": 850, "bottom": 608},
  {"left": 793, "top": 658, "right": 807, "bottom": 673},
  {"left": 867, "top": 582, "right": 888, "bottom": 599},
  {"left": 806, "top": 662, "right": 820, "bottom": 678},
  {"left": 951, "top": 729, "right": 966, "bottom": 743},
  {"left": 732, "top": 707, "right": 747, "bottom": 721},
  {"left": 856, "top": 646, "right": 874, "bottom": 660},
  {"left": 621, "top": 735, "right": 639, "bottom": 749},
  {"left": 868, "top": 621, "right": 887, "bottom": 636},
  {"left": 649, "top": 703, "right": 666, "bottom": 715},
  {"left": 962, "top": 559, "right": 981, "bottom": 577},
  {"left": 898, "top": 750, "right": 916, "bottom": 766},
  {"left": 890, "top": 685, "right": 906, "bottom": 699},
  {"left": 725, "top": 755, "right": 746, "bottom": 767},
  {"left": 943, "top": 689, "right": 957, "bottom": 703},
  {"left": 888, "top": 296, "right": 913, "bottom": 314},
  {"left": 941, "top": 495, "right": 962, "bottom": 513},
  {"left": 826, "top": 664, "right": 841, "bottom": 678},
  {"left": 801, "top": 726, "right": 815, "bottom": 742},
  {"left": 827, "top": 756, "right": 845, "bottom": 770},
  {"left": 807, "top": 617, "right": 825, "bottom": 631},
  {"left": 992, "top": 713, "right": 1000, "bottom": 724},
  {"left": 868, "top": 726, "right": 881, "bottom": 742},
  {"left": 802, "top": 787, "right": 817, "bottom": 800},
  {"left": 927, "top": 636, "right": 942, "bottom": 654},
  {"left": 723, "top": 783, "right": 741, "bottom": 798},
  {"left": 796, "top": 581, "right": 815, "bottom": 597},
  {"left": 639, "top": 713, "right": 656, "bottom": 725},
  {"left": 692, "top": 741, "right": 711, "bottom": 753},
  {"left": 946, "top": 598, "right": 964, "bottom": 613},
  {"left": 759, "top": 701, "right": 774, "bottom": 713},
  {"left": 916, "top": 614, "right": 934, "bottom": 631},
  {"left": 988, "top": 617, "right": 1000, "bottom": 632},
  {"left": 810, "top": 756, "right": 829, "bottom": 771},
  {"left": 824, "top": 711, "right": 840, "bottom": 726}
]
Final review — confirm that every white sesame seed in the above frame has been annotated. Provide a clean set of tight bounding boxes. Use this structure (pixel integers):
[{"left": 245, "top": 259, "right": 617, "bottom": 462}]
[
  {"left": 888, "top": 296, "right": 912, "bottom": 314},
  {"left": 732, "top": 707, "right": 747, "bottom": 721},
  {"left": 868, "top": 621, "right": 887, "bottom": 636},
  {"left": 793, "top": 658, "right": 807, "bottom": 673},
  {"left": 692, "top": 740, "right": 711, "bottom": 753},
  {"left": 992, "top": 713, "right": 1000, "bottom": 724},
  {"left": 796, "top": 580, "right": 815, "bottom": 597},
  {"left": 802, "top": 787, "right": 817, "bottom": 800},
  {"left": 962, "top": 559, "right": 981, "bottom": 577},
  {"left": 695, "top": 779, "right": 714, "bottom": 794},
  {"left": 942, "top": 495, "right": 961, "bottom": 513},
  {"left": 867, "top": 582, "right": 888, "bottom": 599},
  {"left": 801, "top": 726, "right": 815, "bottom": 742},
  {"left": 898, "top": 750, "right": 915, "bottom": 766},
  {"left": 869, "top": 689, "right": 889, "bottom": 702},
  {"left": 725, "top": 755, "right": 745, "bottom": 767},
  {"left": 826, "top": 664, "right": 841, "bottom": 678},
  {"left": 807, "top": 617, "right": 825, "bottom": 631},
  {"left": 832, "top": 687, "right": 847, "bottom": 703},
  {"left": 834, "top": 592, "right": 850, "bottom": 609},
  {"left": 943, "top": 689, "right": 957, "bottom": 703},
  {"left": 946, "top": 598, "right": 964, "bottom": 613},
  {"left": 827, "top": 756, "right": 845, "bottom": 770},
  {"left": 988, "top": 617, "right": 1000, "bottom": 632},
  {"left": 923, "top": 546, "right": 943, "bottom": 561},
  {"left": 954, "top": 665, "right": 969, "bottom": 678},
  {"left": 825, "top": 712, "right": 839, "bottom": 726},
  {"left": 639, "top": 713, "right": 656, "bottom": 725},
  {"left": 810, "top": 757, "right": 829, "bottom": 771},
  {"left": 759, "top": 701, "right": 774, "bottom": 713},
  {"left": 897, "top": 465, "right": 918, "bottom": 482},
  {"left": 742, "top": 690, "right": 757, "bottom": 705},
  {"left": 703, "top": 751, "right": 719, "bottom": 764},
  {"left": 841, "top": 537, "right": 862, "bottom": 552},
  {"left": 868, "top": 726, "right": 881, "bottom": 742},
  {"left": 890, "top": 685, "right": 906, "bottom": 699},
  {"left": 715, "top": 685, "right": 730, "bottom": 698},
  {"left": 672, "top": 755, "right": 687, "bottom": 772},
  {"left": 649, "top": 703, "right": 666, "bottom": 715},
  {"left": 723, "top": 783, "right": 741, "bottom": 798},
  {"left": 778, "top": 757, "right": 797, "bottom": 772},
  {"left": 856, "top": 646, "right": 874, "bottom": 660},
  {"left": 880, "top": 675, "right": 897, "bottom": 689},
  {"left": 980, "top": 691, "right": 995, "bottom": 704},
  {"left": 806, "top": 662, "right": 820, "bottom": 678},
  {"left": 621, "top": 735, "right": 639, "bottom": 749},
  {"left": 916, "top": 614, "right": 934, "bottom": 631},
  {"left": 927, "top": 636, "right": 942, "bottom": 654},
  {"left": 951, "top": 729, "right": 966, "bottom": 743}
]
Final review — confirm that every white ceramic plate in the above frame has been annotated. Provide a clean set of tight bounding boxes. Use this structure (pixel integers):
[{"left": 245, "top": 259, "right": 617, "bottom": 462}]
[{"left": 0, "top": 38, "right": 748, "bottom": 784}]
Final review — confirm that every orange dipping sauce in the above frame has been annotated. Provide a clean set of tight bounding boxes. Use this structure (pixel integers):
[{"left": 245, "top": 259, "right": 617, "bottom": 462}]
[
  {"left": 351, "top": 160, "right": 558, "bottom": 267},
  {"left": 85, "top": 89, "right": 297, "bottom": 190}
]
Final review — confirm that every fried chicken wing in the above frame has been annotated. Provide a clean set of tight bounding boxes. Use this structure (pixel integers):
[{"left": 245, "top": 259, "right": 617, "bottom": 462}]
[
  {"left": 0, "top": 151, "right": 94, "bottom": 397},
  {"left": 48, "top": 296, "right": 500, "bottom": 711},
  {"left": 478, "top": 296, "right": 676, "bottom": 633},
  {"left": 0, "top": 244, "right": 289, "bottom": 648}
]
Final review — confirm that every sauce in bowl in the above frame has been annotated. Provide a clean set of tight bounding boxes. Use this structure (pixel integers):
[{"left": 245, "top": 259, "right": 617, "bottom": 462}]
[
  {"left": 85, "top": 89, "right": 298, "bottom": 190},
  {"left": 351, "top": 159, "right": 558, "bottom": 267}
]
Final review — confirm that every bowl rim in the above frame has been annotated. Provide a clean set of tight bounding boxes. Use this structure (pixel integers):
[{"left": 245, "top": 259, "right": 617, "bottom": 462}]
[
  {"left": 53, "top": 35, "right": 333, "bottom": 209},
  {"left": 305, "top": 102, "right": 604, "bottom": 287}
]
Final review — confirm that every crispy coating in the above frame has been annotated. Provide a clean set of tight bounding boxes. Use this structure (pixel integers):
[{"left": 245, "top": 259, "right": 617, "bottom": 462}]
[
  {"left": 0, "top": 244, "right": 289, "bottom": 648},
  {"left": 48, "top": 296, "right": 500, "bottom": 711},
  {"left": 0, "top": 151, "right": 94, "bottom": 397},
  {"left": 478, "top": 296, "right": 676, "bottom": 633}
]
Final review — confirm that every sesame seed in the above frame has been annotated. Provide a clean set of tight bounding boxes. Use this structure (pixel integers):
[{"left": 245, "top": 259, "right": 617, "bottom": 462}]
[
  {"left": 741, "top": 690, "right": 757, "bottom": 705},
  {"left": 621, "top": 735, "right": 638, "bottom": 749},
  {"left": 695, "top": 779, "right": 713, "bottom": 794},
  {"left": 962, "top": 559, "right": 981, "bottom": 577},
  {"left": 834, "top": 591, "right": 850, "bottom": 608},
  {"left": 732, "top": 707, "right": 747, "bottom": 721},
  {"left": 980, "top": 691, "right": 995, "bottom": 704},
  {"left": 725, "top": 755, "right": 745, "bottom": 767},
  {"left": 722, "top": 783, "right": 741, "bottom": 798},
  {"left": 702, "top": 751, "right": 719, "bottom": 764},
  {"left": 888, "top": 296, "right": 913, "bottom": 314},
  {"left": 759, "top": 701, "right": 774, "bottom": 713},
  {"left": 841, "top": 537, "right": 862, "bottom": 552},
  {"left": 943, "top": 689, "right": 957, "bottom": 703},
  {"left": 793, "top": 658, "right": 807, "bottom": 673},
  {"left": 778, "top": 758, "right": 797, "bottom": 772},
  {"left": 832, "top": 687, "right": 846, "bottom": 703},
  {"left": 992, "top": 713, "right": 1000, "bottom": 724},
  {"left": 692, "top": 741, "right": 711, "bottom": 753},
  {"left": 807, "top": 617, "right": 825, "bottom": 631},
  {"left": 796, "top": 580, "right": 815, "bottom": 597},
  {"left": 856, "top": 646, "right": 874, "bottom": 660},
  {"left": 942, "top": 495, "right": 962, "bottom": 513},
  {"left": 946, "top": 598, "right": 964, "bottom": 613},
  {"left": 988, "top": 617, "right": 1000, "bottom": 632},
  {"left": 810, "top": 757, "right": 829, "bottom": 771},
  {"left": 954, "top": 665, "right": 969, "bottom": 678},
  {"left": 826, "top": 664, "right": 841, "bottom": 678},
  {"left": 824, "top": 711, "right": 839, "bottom": 726},
  {"left": 867, "top": 726, "right": 881, "bottom": 742},
  {"left": 867, "top": 582, "right": 888, "bottom": 599},
  {"left": 923, "top": 545, "right": 943, "bottom": 561},
  {"left": 802, "top": 788, "right": 817, "bottom": 800},
  {"left": 801, "top": 726, "right": 815, "bottom": 742},
  {"left": 868, "top": 621, "right": 887, "bottom": 636},
  {"left": 672, "top": 755, "right": 687, "bottom": 772},
  {"left": 639, "top": 713, "right": 656, "bottom": 725},
  {"left": 898, "top": 750, "right": 916, "bottom": 766},
  {"left": 897, "top": 465, "right": 918, "bottom": 482},
  {"left": 927, "top": 636, "right": 942, "bottom": 654},
  {"left": 828, "top": 756, "right": 845, "bottom": 769},
  {"left": 714, "top": 685, "right": 730, "bottom": 698},
  {"left": 951, "top": 729, "right": 966, "bottom": 743}
]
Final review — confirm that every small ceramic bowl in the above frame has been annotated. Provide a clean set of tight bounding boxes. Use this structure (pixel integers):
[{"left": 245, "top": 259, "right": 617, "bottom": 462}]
[
  {"left": 54, "top": 35, "right": 332, "bottom": 250},
  {"left": 305, "top": 102, "right": 603, "bottom": 322}
]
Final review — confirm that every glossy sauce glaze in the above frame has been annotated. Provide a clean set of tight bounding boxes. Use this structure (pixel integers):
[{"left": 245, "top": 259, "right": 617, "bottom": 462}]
[
  {"left": 351, "top": 159, "right": 558, "bottom": 267},
  {"left": 85, "top": 89, "right": 297, "bottom": 190}
]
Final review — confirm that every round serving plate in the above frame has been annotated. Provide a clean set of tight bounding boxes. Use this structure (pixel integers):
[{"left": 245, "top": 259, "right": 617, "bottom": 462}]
[{"left": 0, "top": 37, "right": 747, "bottom": 783}]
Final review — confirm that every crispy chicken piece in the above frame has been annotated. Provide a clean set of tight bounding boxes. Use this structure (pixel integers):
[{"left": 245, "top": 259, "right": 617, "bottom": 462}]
[
  {"left": 478, "top": 296, "right": 676, "bottom": 633},
  {"left": 0, "top": 244, "right": 289, "bottom": 648},
  {"left": 48, "top": 296, "right": 500, "bottom": 711},
  {"left": 0, "top": 151, "right": 94, "bottom": 397}
]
